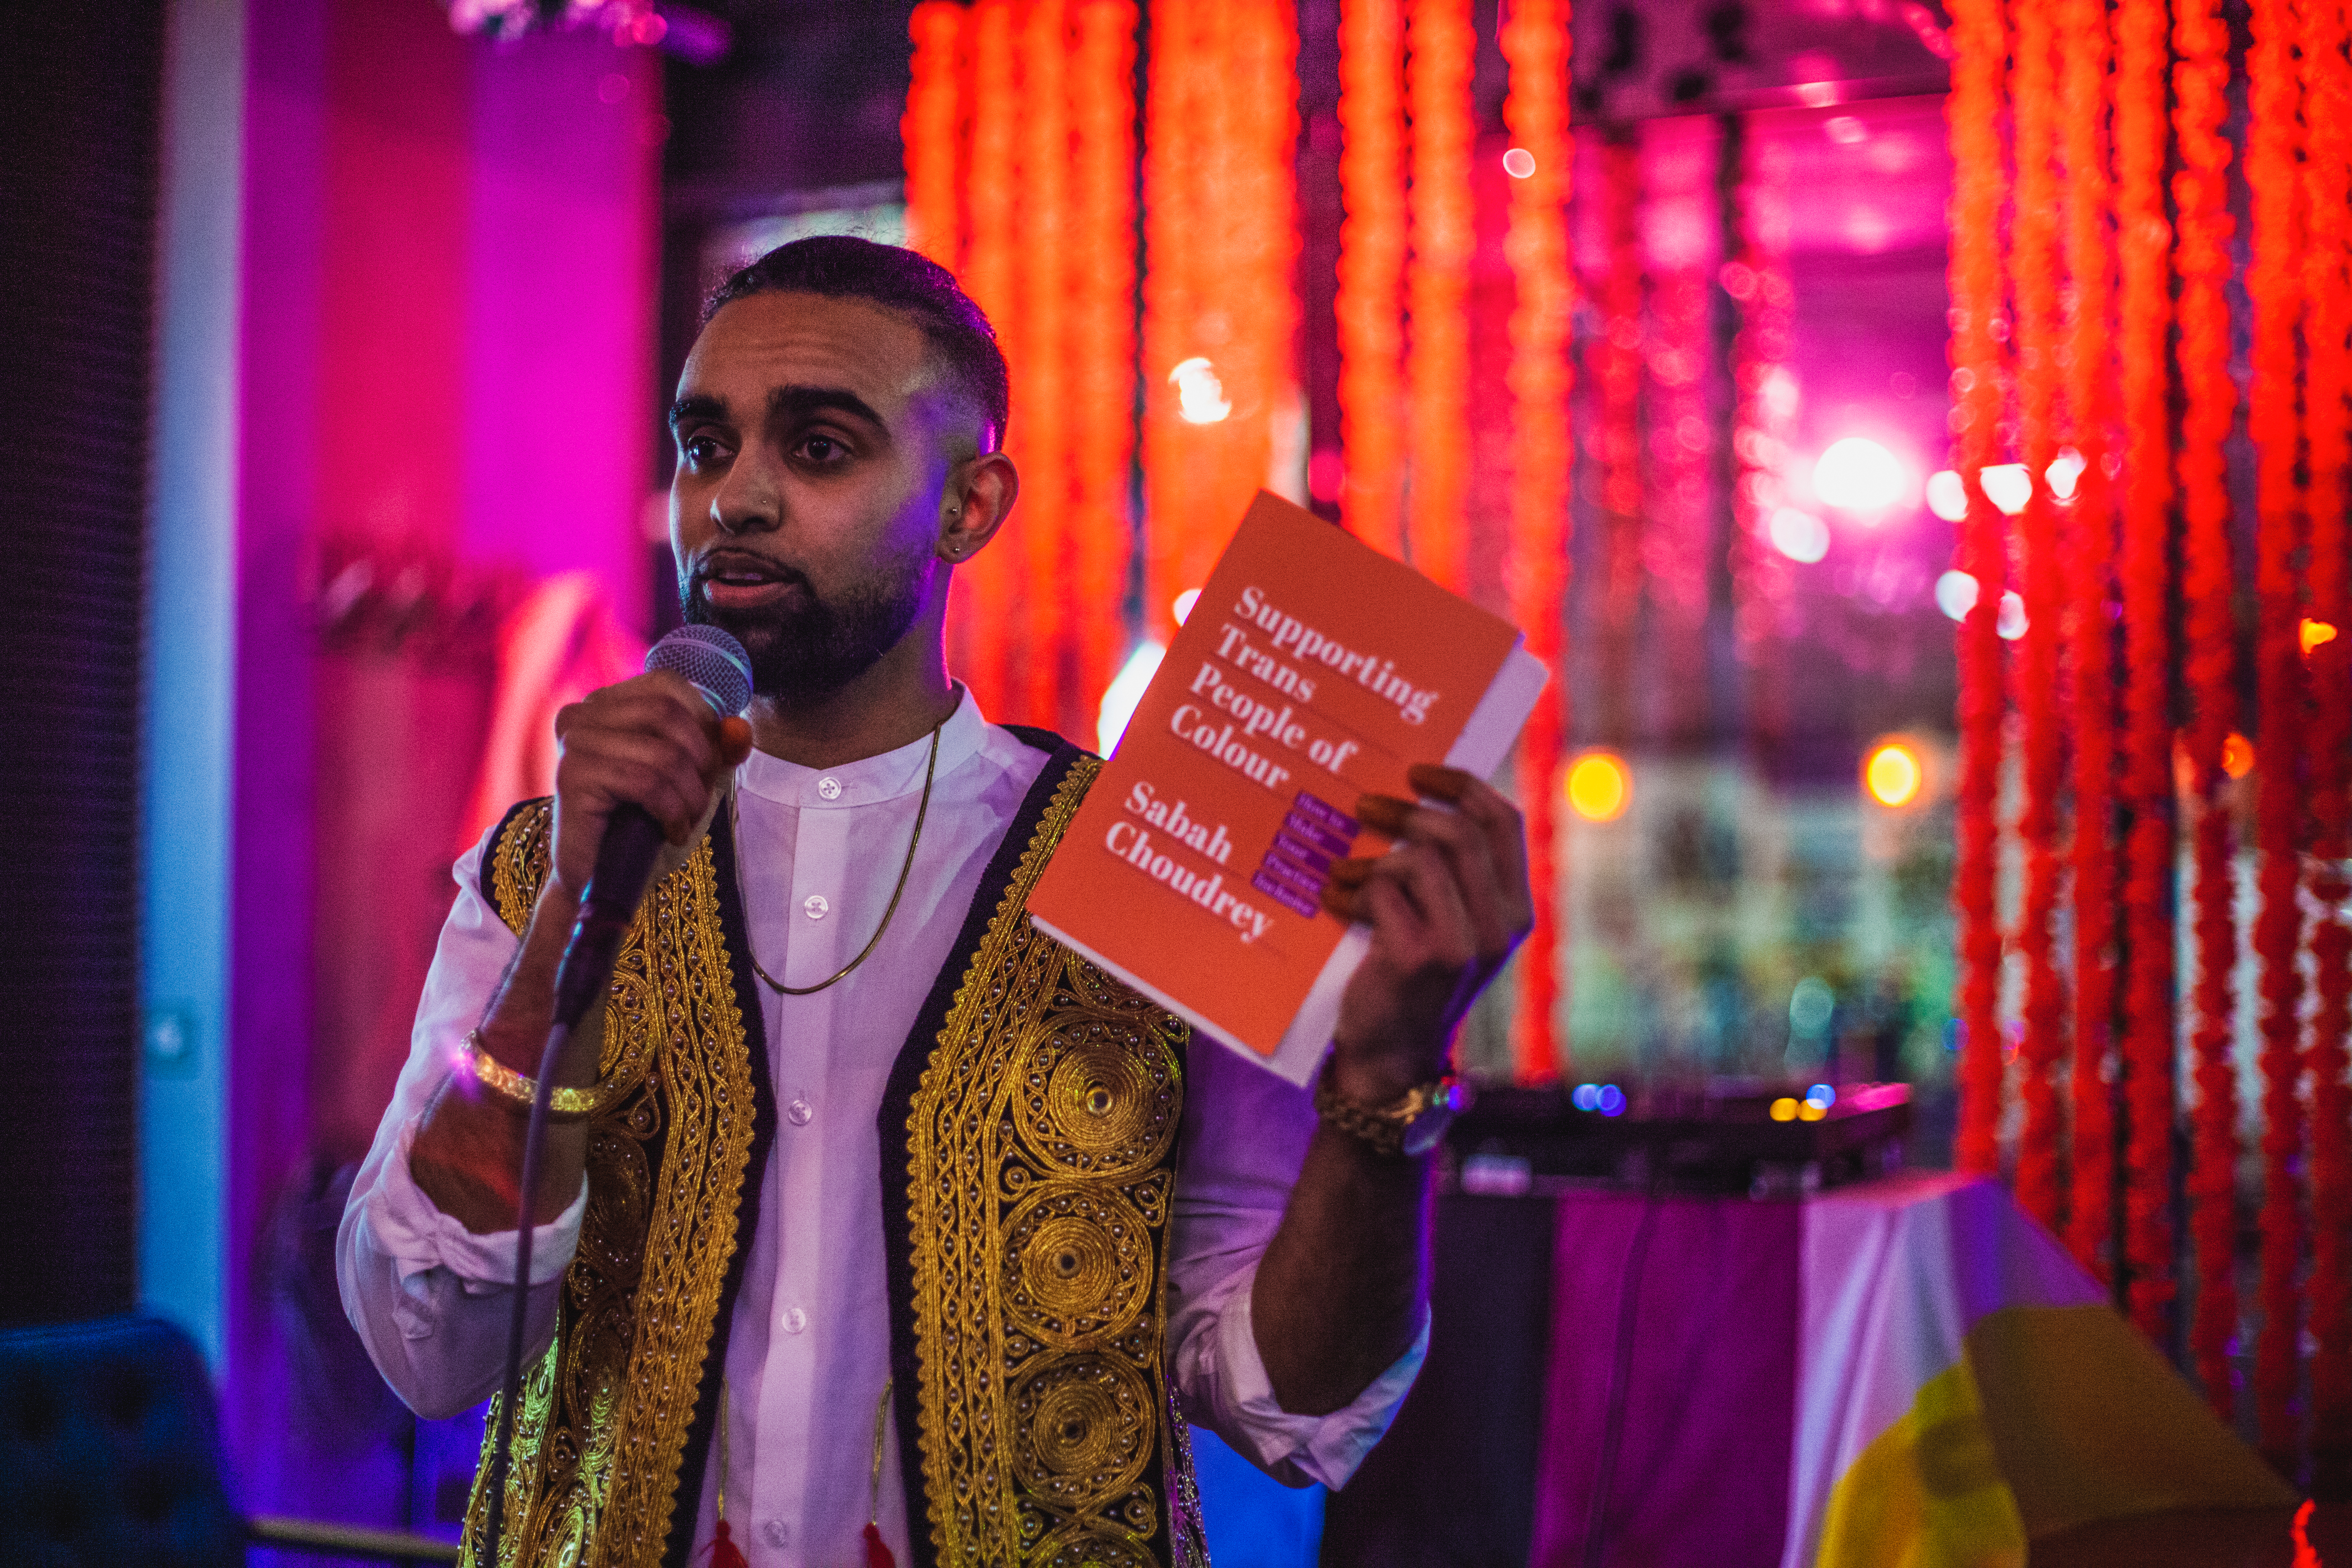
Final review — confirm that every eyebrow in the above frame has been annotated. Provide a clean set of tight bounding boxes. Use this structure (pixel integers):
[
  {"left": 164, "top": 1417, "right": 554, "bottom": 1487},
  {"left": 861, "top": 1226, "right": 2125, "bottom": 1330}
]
[{"left": 666, "top": 385, "right": 891, "bottom": 434}]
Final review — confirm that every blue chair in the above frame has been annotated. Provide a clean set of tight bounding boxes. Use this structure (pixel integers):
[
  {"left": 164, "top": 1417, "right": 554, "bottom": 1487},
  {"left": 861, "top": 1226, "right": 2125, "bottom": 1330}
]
[{"left": 0, "top": 1315, "right": 456, "bottom": 1566}]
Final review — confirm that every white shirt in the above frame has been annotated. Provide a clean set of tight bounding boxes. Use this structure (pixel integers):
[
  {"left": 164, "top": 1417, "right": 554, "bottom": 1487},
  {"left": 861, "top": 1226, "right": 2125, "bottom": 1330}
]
[{"left": 337, "top": 691, "right": 1424, "bottom": 1567}]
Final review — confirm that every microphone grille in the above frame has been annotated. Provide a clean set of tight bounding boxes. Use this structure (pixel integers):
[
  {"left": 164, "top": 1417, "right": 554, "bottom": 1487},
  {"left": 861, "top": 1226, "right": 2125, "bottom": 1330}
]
[{"left": 646, "top": 624, "right": 754, "bottom": 716}]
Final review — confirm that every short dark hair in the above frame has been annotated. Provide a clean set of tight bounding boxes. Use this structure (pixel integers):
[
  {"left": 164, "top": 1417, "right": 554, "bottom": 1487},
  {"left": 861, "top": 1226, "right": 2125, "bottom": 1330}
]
[{"left": 703, "top": 235, "right": 1010, "bottom": 450}]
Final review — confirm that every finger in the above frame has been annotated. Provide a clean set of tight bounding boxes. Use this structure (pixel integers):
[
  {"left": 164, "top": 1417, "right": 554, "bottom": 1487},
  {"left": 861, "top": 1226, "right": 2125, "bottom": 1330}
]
[
  {"left": 1327, "top": 856, "right": 1377, "bottom": 889},
  {"left": 1410, "top": 765, "right": 1532, "bottom": 926},
  {"left": 717, "top": 715, "right": 755, "bottom": 768},
  {"left": 1389, "top": 842, "right": 1476, "bottom": 964},
  {"left": 1356, "top": 794, "right": 1509, "bottom": 954},
  {"left": 562, "top": 730, "right": 712, "bottom": 838}
]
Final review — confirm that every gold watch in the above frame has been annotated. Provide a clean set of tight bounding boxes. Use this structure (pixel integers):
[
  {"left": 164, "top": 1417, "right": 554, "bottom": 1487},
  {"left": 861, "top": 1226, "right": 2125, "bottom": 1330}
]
[{"left": 1314, "top": 1057, "right": 1472, "bottom": 1158}]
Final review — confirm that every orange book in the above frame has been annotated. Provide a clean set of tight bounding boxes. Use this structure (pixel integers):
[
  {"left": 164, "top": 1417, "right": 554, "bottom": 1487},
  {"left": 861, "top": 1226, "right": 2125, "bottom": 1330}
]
[{"left": 1029, "top": 492, "right": 1549, "bottom": 1083}]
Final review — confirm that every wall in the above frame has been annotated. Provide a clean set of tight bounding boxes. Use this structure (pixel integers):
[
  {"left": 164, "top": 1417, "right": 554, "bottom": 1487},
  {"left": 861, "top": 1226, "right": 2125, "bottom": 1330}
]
[{"left": 144, "top": 0, "right": 659, "bottom": 1530}]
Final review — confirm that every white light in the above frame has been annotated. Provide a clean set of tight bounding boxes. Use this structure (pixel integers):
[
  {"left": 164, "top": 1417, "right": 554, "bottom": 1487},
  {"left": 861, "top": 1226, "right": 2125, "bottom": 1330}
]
[
  {"left": 1769, "top": 507, "right": 1831, "bottom": 563},
  {"left": 1935, "top": 569, "right": 1980, "bottom": 622},
  {"left": 1170, "top": 357, "right": 1232, "bottom": 424},
  {"left": 1502, "top": 147, "right": 1536, "bottom": 178},
  {"left": 1997, "top": 591, "right": 2028, "bottom": 640},
  {"left": 1096, "top": 640, "right": 1165, "bottom": 755},
  {"left": 1980, "top": 463, "right": 2032, "bottom": 515},
  {"left": 1812, "top": 436, "right": 1908, "bottom": 514},
  {"left": 1171, "top": 588, "right": 1201, "bottom": 626},
  {"left": 2046, "top": 448, "right": 2086, "bottom": 501},
  {"left": 1926, "top": 469, "right": 1970, "bottom": 522}
]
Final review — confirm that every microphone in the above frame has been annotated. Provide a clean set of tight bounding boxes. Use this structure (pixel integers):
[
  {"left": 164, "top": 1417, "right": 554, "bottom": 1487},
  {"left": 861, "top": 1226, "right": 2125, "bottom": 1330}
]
[
  {"left": 549, "top": 625, "right": 754, "bottom": 1027},
  {"left": 484, "top": 623, "right": 750, "bottom": 1565}
]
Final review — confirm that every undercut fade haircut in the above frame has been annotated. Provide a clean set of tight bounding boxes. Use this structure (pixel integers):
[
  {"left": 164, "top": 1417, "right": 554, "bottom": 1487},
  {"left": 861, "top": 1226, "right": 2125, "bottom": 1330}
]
[{"left": 704, "top": 235, "right": 1010, "bottom": 451}]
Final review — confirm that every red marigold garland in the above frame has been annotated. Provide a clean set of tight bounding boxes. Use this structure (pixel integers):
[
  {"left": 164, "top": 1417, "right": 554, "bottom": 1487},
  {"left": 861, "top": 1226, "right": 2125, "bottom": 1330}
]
[
  {"left": 1594, "top": 138, "right": 1644, "bottom": 738},
  {"left": 903, "top": 3, "right": 966, "bottom": 267},
  {"left": 2175, "top": 0, "right": 2241, "bottom": 1404},
  {"left": 1501, "top": 0, "right": 1573, "bottom": 1083},
  {"left": 2061, "top": 0, "right": 2121, "bottom": 1284},
  {"left": 957, "top": 0, "right": 1022, "bottom": 721},
  {"left": 1405, "top": 0, "right": 1473, "bottom": 592},
  {"left": 1337, "top": 0, "right": 1407, "bottom": 558},
  {"left": 1724, "top": 134, "right": 1797, "bottom": 743},
  {"left": 1945, "top": 0, "right": 2008, "bottom": 1178},
  {"left": 2059, "top": 0, "right": 2117, "bottom": 1270},
  {"left": 2116, "top": 0, "right": 2178, "bottom": 1338},
  {"left": 2010, "top": 0, "right": 2069, "bottom": 1230},
  {"left": 1069, "top": 0, "right": 1137, "bottom": 728},
  {"left": 2305, "top": 0, "right": 2352, "bottom": 1492},
  {"left": 2248, "top": 0, "right": 2309, "bottom": 1454}
]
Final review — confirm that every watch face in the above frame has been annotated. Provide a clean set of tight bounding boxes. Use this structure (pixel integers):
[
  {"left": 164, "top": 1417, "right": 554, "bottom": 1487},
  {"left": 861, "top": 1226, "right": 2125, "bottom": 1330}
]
[{"left": 1400, "top": 1101, "right": 1456, "bottom": 1158}]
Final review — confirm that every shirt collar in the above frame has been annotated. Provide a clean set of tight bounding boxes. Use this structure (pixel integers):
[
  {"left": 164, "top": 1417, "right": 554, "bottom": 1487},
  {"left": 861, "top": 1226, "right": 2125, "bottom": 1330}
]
[{"left": 735, "top": 684, "right": 990, "bottom": 809}]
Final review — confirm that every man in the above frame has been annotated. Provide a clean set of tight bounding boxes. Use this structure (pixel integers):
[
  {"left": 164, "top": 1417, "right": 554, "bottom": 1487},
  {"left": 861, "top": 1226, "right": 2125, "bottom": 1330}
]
[{"left": 339, "top": 236, "right": 1531, "bottom": 1568}]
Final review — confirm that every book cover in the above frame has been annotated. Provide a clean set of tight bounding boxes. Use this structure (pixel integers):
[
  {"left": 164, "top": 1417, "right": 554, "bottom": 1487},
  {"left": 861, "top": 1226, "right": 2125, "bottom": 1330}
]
[{"left": 1027, "top": 491, "right": 1549, "bottom": 1083}]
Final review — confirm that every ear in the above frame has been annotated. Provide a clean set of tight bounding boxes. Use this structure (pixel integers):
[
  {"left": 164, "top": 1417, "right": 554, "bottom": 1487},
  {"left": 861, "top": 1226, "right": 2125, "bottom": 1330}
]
[{"left": 937, "top": 451, "right": 1019, "bottom": 565}]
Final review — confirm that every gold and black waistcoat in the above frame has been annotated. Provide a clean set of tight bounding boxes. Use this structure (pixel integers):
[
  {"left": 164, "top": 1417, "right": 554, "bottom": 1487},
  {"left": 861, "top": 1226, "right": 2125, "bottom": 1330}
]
[{"left": 459, "top": 735, "right": 1207, "bottom": 1568}]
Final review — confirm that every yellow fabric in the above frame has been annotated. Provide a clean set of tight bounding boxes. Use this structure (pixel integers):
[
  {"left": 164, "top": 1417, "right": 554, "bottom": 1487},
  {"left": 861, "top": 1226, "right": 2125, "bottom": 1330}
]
[
  {"left": 1967, "top": 1304, "right": 2296, "bottom": 1537},
  {"left": 1814, "top": 1357, "right": 2028, "bottom": 1568}
]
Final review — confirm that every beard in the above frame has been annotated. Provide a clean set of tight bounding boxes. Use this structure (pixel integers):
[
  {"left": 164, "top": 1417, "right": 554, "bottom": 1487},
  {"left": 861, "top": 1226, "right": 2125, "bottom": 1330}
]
[{"left": 682, "top": 548, "right": 933, "bottom": 705}]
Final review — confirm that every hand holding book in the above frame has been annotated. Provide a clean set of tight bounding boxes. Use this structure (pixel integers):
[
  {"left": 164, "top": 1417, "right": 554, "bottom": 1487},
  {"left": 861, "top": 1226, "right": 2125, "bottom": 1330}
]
[{"left": 1318, "top": 764, "right": 1532, "bottom": 1101}]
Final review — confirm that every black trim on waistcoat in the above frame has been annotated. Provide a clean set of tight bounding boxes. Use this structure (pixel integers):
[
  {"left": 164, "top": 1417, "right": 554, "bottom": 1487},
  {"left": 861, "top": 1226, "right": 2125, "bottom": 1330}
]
[
  {"left": 475, "top": 795, "right": 553, "bottom": 906},
  {"left": 877, "top": 727, "right": 1086, "bottom": 1568},
  {"left": 662, "top": 799, "right": 781, "bottom": 1568}
]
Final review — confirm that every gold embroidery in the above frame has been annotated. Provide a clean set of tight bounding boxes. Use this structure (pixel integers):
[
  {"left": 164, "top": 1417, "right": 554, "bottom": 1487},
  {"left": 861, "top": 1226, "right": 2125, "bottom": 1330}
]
[
  {"left": 461, "top": 810, "right": 759, "bottom": 1568},
  {"left": 904, "top": 758, "right": 1199, "bottom": 1567}
]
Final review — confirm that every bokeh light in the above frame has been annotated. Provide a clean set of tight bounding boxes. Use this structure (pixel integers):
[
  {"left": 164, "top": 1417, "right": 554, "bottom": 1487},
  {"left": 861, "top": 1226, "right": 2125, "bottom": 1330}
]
[
  {"left": 1565, "top": 749, "right": 1632, "bottom": 823},
  {"left": 1171, "top": 588, "right": 1200, "bottom": 625},
  {"left": 2045, "top": 448, "right": 2086, "bottom": 500},
  {"left": 1769, "top": 507, "right": 1831, "bottom": 563},
  {"left": 1169, "top": 356, "right": 1232, "bottom": 424},
  {"left": 1501, "top": 147, "right": 1536, "bottom": 178},
  {"left": 2222, "top": 732, "right": 2256, "bottom": 779},
  {"left": 1925, "top": 469, "right": 1969, "bottom": 521},
  {"left": 2303, "top": 618, "right": 2340, "bottom": 656},
  {"left": 1934, "top": 569, "right": 1979, "bottom": 621},
  {"left": 1996, "top": 590, "right": 2028, "bottom": 640},
  {"left": 1864, "top": 739, "right": 1924, "bottom": 807},
  {"left": 1769, "top": 1097, "right": 1800, "bottom": 1122},
  {"left": 1979, "top": 463, "right": 2032, "bottom": 515},
  {"left": 1812, "top": 436, "right": 1908, "bottom": 513}
]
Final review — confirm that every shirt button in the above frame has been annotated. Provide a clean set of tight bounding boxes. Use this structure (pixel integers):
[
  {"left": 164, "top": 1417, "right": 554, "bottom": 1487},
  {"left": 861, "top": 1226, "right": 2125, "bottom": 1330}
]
[
  {"left": 804, "top": 894, "right": 829, "bottom": 920},
  {"left": 786, "top": 1096, "right": 814, "bottom": 1126},
  {"left": 817, "top": 776, "right": 842, "bottom": 800},
  {"left": 762, "top": 1519, "right": 790, "bottom": 1549},
  {"left": 781, "top": 1305, "right": 808, "bottom": 1335}
]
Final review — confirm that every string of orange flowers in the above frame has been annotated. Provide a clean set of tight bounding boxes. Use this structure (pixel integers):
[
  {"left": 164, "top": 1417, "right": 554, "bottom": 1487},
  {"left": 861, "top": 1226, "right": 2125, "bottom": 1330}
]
[
  {"left": 2060, "top": 0, "right": 2119, "bottom": 1284},
  {"left": 1945, "top": 0, "right": 2006, "bottom": 1178},
  {"left": 2115, "top": 0, "right": 2177, "bottom": 1338},
  {"left": 1724, "top": 133, "right": 1796, "bottom": 743},
  {"left": 1595, "top": 139, "right": 1643, "bottom": 739},
  {"left": 1014, "top": 0, "right": 1073, "bottom": 732},
  {"left": 1336, "top": 0, "right": 1406, "bottom": 559},
  {"left": 2009, "top": 0, "right": 2067, "bottom": 1231},
  {"left": 2246, "top": 0, "right": 2308, "bottom": 1454},
  {"left": 2304, "top": 0, "right": 2352, "bottom": 1492},
  {"left": 2175, "top": 0, "right": 2240, "bottom": 1408},
  {"left": 1501, "top": 0, "right": 1572, "bottom": 1084},
  {"left": 1069, "top": 0, "right": 1136, "bottom": 727},
  {"left": 1140, "top": 0, "right": 1205, "bottom": 634},
  {"left": 954, "top": 0, "right": 1021, "bottom": 720},
  {"left": 902, "top": 3, "right": 965, "bottom": 267},
  {"left": 1404, "top": 0, "right": 1473, "bottom": 593}
]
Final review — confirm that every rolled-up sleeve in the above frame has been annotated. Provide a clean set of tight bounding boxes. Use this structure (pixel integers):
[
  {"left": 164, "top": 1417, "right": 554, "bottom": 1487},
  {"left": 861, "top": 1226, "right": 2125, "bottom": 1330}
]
[
  {"left": 1163, "top": 1042, "right": 1428, "bottom": 1490},
  {"left": 335, "top": 830, "right": 590, "bottom": 1421}
]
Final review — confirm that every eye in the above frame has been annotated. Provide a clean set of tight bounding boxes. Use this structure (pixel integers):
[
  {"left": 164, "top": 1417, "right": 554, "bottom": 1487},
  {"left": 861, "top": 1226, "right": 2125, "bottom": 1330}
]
[
  {"left": 680, "top": 432, "right": 731, "bottom": 468},
  {"left": 795, "top": 432, "right": 851, "bottom": 467}
]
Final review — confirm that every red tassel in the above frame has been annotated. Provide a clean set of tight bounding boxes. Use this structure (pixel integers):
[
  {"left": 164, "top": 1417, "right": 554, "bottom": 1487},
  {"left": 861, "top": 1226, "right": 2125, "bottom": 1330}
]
[
  {"left": 863, "top": 1521, "right": 897, "bottom": 1568},
  {"left": 705, "top": 1519, "right": 749, "bottom": 1568}
]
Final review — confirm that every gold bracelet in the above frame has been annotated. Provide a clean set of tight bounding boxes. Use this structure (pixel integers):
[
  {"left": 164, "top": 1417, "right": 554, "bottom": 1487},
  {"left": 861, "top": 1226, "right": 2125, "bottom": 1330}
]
[{"left": 464, "top": 1031, "right": 609, "bottom": 1120}]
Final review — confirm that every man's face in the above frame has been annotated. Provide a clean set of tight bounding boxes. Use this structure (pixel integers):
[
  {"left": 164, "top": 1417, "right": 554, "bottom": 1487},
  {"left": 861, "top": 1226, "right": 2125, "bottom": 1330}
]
[{"left": 668, "top": 290, "right": 969, "bottom": 704}]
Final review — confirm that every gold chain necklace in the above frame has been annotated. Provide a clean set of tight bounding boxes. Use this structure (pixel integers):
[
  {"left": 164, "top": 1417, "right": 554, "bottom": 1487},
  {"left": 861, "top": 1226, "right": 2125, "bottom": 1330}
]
[{"left": 730, "top": 717, "right": 942, "bottom": 996}]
